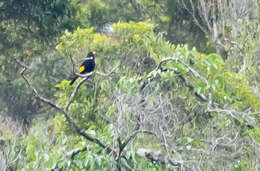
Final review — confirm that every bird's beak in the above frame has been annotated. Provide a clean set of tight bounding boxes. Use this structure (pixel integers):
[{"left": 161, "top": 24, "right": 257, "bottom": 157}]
[{"left": 93, "top": 51, "right": 96, "bottom": 55}]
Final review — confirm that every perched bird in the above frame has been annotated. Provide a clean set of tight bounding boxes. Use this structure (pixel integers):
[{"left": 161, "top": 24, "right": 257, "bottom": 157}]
[{"left": 70, "top": 51, "right": 96, "bottom": 85}]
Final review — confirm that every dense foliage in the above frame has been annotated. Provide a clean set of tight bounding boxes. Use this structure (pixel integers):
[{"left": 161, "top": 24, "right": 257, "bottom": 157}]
[{"left": 0, "top": 0, "right": 260, "bottom": 170}]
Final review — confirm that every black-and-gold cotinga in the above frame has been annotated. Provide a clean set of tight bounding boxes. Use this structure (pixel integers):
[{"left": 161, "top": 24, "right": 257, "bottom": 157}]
[{"left": 70, "top": 51, "right": 96, "bottom": 85}]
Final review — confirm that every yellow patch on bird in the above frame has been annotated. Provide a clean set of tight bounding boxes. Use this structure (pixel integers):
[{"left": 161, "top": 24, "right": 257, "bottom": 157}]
[{"left": 78, "top": 66, "right": 85, "bottom": 73}]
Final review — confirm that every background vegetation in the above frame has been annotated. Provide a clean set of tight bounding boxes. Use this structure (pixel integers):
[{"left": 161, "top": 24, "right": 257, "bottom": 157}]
[{"left": 0, "top": 0, "right": 260, "bottom": 170}]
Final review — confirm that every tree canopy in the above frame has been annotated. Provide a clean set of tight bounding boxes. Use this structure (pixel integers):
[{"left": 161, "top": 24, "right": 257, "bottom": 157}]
[{"left": 0, "top": 0, "right": 260, "bottom": 170}]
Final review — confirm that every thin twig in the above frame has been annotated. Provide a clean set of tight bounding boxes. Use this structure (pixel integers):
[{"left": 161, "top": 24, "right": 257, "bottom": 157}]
[{"left": 96, "top": 63, "right": 119, "bottom": 77}]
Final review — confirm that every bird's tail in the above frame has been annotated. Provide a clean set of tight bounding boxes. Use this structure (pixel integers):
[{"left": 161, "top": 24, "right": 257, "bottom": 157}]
[{"left": 70, "top": 76, "right": 78, "bottom": 85}]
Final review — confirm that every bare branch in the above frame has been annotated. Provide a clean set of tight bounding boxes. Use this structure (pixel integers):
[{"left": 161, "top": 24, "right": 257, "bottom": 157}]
[
  {"left": 65, "top": 77, "right": 88, "bottom": 111},
  {"left": 179, "top": 0, "right": 208, "bottom": 34},
  {"left": 20, "top": 68, "right": 63, "bottom": 111},
  {"left": 75, "top": 71, "right": 94, "bottom": 78},
  {"left": 96, "top": 63, "right": 119, "bottom": 77}
]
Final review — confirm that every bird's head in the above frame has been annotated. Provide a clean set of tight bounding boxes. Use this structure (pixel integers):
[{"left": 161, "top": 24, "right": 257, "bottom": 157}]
[{"left": 87, "top": 51, "right": 96, "bottom": 57}]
